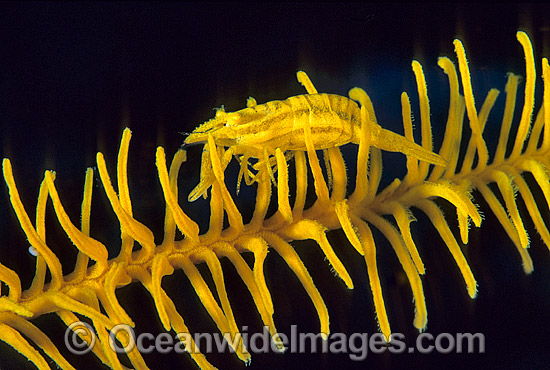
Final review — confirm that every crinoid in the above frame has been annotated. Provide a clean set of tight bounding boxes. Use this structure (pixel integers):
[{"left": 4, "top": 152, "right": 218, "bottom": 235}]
[{"left": 1, "top": 30, "right": 549, "bottom": 370}]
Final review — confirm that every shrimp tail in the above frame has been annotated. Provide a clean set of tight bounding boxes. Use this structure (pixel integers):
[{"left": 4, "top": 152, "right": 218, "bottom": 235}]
[{"left": 377, "top": 128, "right": 448, "bottom": 167}]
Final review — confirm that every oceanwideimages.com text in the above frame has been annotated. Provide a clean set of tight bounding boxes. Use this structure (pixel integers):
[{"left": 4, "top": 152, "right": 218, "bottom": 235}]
[{"left": 65, "top": 322, "right": 485, "bottom": 361}]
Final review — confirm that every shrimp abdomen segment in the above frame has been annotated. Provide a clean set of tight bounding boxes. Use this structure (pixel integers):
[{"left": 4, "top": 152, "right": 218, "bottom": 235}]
[{"left": 231, "top": 94, "right": 358, "bottom": 151}]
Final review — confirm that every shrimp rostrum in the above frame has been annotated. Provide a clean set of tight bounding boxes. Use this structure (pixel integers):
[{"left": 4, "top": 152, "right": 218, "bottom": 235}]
[{"left": 184, "top": 71, "right": 447, "bottom": 201}]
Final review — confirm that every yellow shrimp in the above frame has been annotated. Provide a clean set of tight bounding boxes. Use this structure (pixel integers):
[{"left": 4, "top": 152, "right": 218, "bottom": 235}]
[{"left": 185, "top": 71, "right": 447, "bottom": 201}]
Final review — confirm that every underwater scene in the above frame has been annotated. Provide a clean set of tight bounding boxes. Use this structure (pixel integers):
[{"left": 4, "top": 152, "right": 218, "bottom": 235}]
[{"left": 1, "top": 3, "right": 550, "bottom": 370}]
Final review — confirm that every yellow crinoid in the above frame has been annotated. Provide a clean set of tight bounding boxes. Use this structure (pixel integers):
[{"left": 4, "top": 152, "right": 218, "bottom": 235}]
[{"left": 1, "top": 30, "right": 549, "bottom": 370}]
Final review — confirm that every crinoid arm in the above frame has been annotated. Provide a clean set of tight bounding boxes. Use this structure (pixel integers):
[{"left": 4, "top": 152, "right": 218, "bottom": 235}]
[{"left": 348, "top": 75, "right": 448, "bottom": 168}]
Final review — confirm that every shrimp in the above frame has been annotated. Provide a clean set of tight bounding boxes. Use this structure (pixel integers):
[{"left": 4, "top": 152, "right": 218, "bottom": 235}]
[{"left": 184, "top": 71, "right": 447, "bottom": 201}]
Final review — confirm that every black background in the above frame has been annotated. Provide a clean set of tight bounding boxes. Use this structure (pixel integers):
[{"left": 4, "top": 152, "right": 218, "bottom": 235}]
[{"left": 1, "top": 3, "right": 550, "bottom": 370}]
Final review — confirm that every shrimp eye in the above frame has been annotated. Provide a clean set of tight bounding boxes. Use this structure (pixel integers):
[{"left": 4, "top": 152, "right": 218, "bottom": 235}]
[
  {"left": 226, "top": 113, "right": 241, "bottom": 126},
  {"left": 214, "top": 105, "right": 226, "bottom": 118}
]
